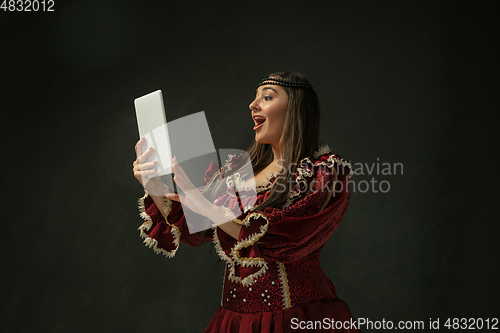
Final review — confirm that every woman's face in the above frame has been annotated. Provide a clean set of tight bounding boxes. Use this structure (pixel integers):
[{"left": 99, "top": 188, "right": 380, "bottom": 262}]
[{"left": 249, "top": 83, "right": 288, "bottom": 146}]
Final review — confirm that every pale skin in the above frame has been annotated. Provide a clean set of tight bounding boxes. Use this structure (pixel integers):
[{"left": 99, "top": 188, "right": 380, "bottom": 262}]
[{"left": 133, "top": 81, "right": 288, "bottom": 239}]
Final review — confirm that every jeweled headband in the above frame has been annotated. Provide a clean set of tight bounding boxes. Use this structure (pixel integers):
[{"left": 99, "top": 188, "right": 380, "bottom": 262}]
[{"left": 258, "top": 77, "right": 313, "bottom": 89}]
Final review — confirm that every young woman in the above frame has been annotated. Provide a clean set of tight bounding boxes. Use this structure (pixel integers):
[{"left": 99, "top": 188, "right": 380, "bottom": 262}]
[{"left": 132, "top": 72, "right": 360, "bottom": 332}]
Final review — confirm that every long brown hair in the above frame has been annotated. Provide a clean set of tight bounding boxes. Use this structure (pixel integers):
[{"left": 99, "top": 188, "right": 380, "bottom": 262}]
[
  {"left": 247, "top": 71, "right": 320, "bottom": 210},
  {"left": 195, "top": 71, "right": 320, "bottom": 240}
]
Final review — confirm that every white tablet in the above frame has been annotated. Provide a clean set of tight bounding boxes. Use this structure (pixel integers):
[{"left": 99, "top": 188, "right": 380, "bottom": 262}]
[{"left": 134, "top": 90, "right": 173, "bottom": 178}]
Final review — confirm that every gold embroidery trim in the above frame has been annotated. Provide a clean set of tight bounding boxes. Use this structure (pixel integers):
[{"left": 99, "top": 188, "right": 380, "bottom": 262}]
[
  {"left": 200, "top": 168, "right": 223, "bottom": 194},
  {"left": 278, "top": 262, "right": 292, "bottom": 309},
  {"left": 221, "top": 264, "right": 227, "bottom": 307},
  {"left": 223, "top": 207, "right": 251, "bottom": 227},
  {"left": 319, "top": 167, "right": 337, "bottom": 212},
  {"left": 283, "top": 153, "right": 351, "bottom": 209},
  {"left": 137, "top": 189, "right": 180, "bottom": 258},
  {"left": 212, "top": 213, "right": 270, "bottom": 287},
  {"left": 230, "top": 213, "right": 269, "bottom": 266}
]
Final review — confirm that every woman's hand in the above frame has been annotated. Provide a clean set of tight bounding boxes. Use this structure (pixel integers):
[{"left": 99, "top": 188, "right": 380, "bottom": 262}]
[
  {"left": 168, "top": 157, "right": 222, "bottom": 220},
  {"left": 167, "top": 156, "right": 243, "bottom": 239},
  {"left": 133, "top": 137, "right": 163, "bottom": 194}
]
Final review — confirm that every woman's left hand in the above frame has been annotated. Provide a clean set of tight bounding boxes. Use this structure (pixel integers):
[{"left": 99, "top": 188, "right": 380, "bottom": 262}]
[
  {"left": 167, "top": 157, "right": 222, "bottom": 221},
  {"left": 168, "top": 157, "right": 243, "bottom": 238}
]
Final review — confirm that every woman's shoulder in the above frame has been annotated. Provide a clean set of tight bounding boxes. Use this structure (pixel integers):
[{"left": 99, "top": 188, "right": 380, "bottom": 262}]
[
  {"left": 203, "top": 152, "right": 248, "bottom": 183},
  {"left": 222, "top": 152, "right": 248, "bottom": 172},
  {"left": 280, "top": 145, "right": 353, "bottom": 209},
  {"left": 300, "top": 144, "right": 354, "bottom": 179}
]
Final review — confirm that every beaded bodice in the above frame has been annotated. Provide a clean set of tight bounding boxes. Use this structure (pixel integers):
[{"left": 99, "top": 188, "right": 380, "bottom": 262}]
[{"left": 220, "top": 247, "right": 338, "bottom": 313}]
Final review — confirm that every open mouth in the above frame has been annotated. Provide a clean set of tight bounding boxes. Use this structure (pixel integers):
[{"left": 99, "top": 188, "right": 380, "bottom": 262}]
[{"left": 253, "top": 116, "right": 266, "bottom": 130}]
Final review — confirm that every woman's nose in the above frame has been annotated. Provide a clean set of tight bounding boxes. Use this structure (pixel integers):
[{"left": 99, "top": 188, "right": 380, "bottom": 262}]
[{"left": 249, "top": 99, "right": 258, "bottom": 111}]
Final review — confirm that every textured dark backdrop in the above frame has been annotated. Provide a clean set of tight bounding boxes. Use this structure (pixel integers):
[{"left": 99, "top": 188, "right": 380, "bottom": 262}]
[{"left": 1, "top": 1, "right": 498, "bottom": 332}]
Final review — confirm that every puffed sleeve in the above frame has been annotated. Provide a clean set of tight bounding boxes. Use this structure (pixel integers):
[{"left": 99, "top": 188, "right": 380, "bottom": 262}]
[
  {"left": 212, "top": 153, "right": 353, "bottom": 286},
  {"left": 137, "top": 161, "right": 220, "bottom": 258}
]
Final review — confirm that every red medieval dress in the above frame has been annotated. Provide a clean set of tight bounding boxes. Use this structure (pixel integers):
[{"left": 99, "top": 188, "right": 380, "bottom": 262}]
[{"left": 137, "top": 148, "right": 361, "bottom": 332}]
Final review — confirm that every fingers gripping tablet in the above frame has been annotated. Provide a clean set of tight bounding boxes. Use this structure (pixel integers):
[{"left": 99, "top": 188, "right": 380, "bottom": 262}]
[{"left": 134, "top": 90, "right": 172, "bottom": 178}]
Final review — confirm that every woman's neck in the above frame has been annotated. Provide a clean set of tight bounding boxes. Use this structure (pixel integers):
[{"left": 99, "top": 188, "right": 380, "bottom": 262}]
[{"left": 270, "top": 143, "right": 283, "bottom": 171}]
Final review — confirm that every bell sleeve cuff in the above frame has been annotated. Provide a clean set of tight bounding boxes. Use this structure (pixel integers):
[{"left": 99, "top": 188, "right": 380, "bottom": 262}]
[
  {"left": 138, "top": 186, "right": 212, "bottom": 258},
  {"left": 138, "top": 190, "right": 181, "bottom": 258}
]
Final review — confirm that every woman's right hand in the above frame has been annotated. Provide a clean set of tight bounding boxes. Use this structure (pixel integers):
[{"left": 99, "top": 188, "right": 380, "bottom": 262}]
[{"left": 133, "top": 137, "right": 162, "bottom": 194}]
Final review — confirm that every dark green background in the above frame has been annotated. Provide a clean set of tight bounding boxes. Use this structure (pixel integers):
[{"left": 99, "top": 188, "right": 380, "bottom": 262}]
[{"left": 1, "top": 0, "right": 498, "bottom": 332}]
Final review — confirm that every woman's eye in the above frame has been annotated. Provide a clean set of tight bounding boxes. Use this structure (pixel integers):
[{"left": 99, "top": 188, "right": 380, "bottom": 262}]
[{"left": 264, "top": 96, "right": 272, "bottom": 101}]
